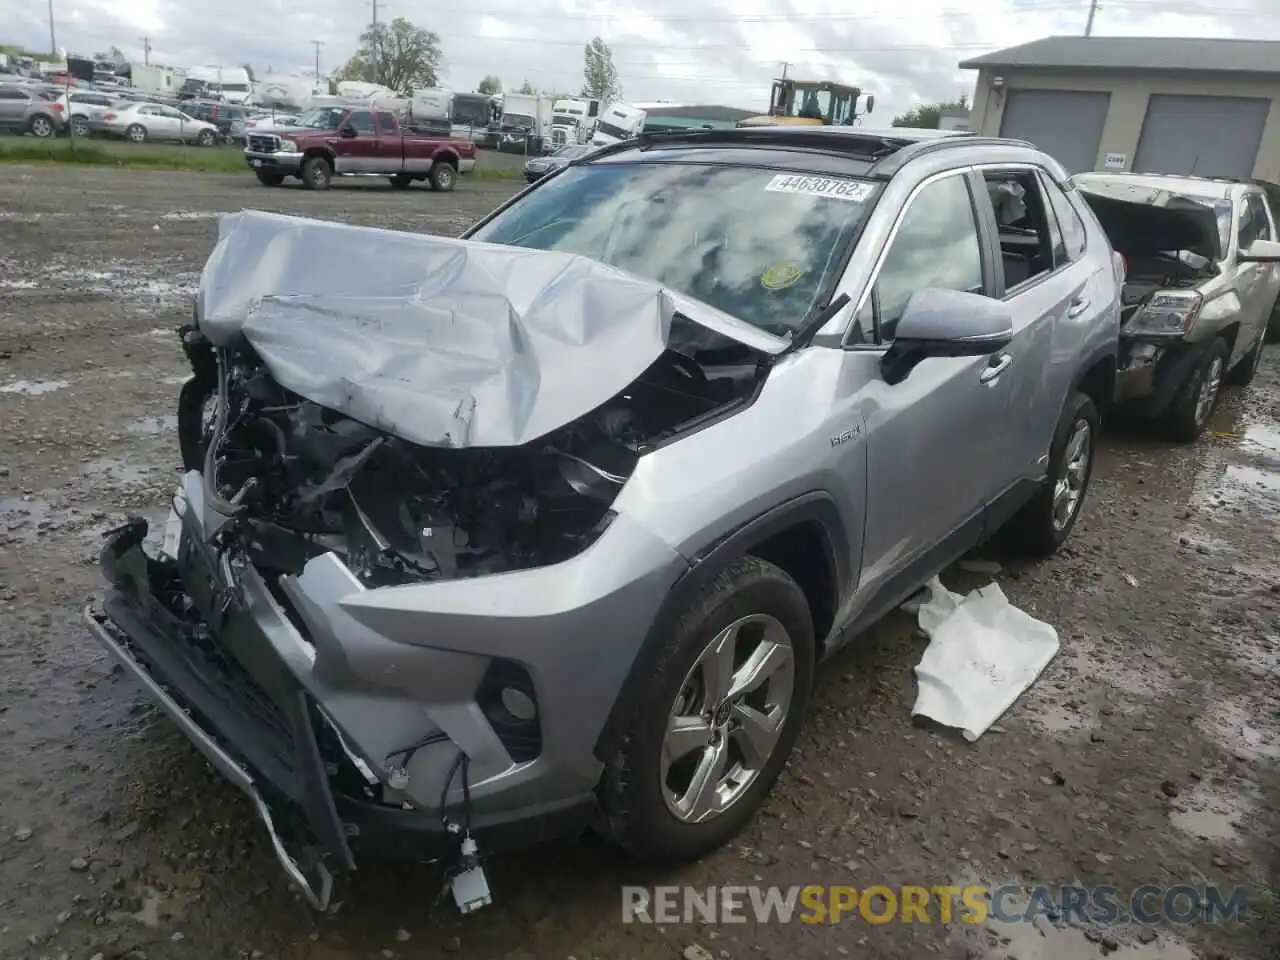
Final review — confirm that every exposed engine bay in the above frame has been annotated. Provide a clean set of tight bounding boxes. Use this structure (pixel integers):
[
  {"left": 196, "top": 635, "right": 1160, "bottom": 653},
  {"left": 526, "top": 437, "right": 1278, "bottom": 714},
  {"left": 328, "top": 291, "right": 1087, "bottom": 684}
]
[
  {"left": 176, "top": 324, "right": 764, "bottom": 587},
  {"left": 1120, "top": 251, "right": 1216, "bottom": 323}
]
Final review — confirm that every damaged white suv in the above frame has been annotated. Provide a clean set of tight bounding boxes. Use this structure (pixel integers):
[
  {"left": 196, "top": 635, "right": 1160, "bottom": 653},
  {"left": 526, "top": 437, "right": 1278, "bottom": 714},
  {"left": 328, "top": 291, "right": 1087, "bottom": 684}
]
[{"left": 87, "top": 127, "right": 1121, "bottom": 910}]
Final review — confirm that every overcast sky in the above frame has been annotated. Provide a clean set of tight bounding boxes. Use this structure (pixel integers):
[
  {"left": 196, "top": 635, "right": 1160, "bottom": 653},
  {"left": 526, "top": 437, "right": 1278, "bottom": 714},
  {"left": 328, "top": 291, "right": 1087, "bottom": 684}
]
[{"left": 4, "top": 0, "right": 1278, "bottom": 116}]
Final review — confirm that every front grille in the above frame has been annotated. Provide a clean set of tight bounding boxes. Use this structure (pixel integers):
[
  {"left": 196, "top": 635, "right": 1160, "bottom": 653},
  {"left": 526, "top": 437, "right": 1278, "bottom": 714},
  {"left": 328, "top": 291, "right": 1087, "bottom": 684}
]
[{"left": 248, "top": 133, "right": 279, "bottom": 153}]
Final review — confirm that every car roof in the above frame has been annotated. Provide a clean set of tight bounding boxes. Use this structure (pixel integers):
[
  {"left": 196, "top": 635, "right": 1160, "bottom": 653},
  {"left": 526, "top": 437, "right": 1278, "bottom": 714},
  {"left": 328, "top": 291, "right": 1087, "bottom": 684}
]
[
  {"left": 1073, "top": 171, "right": 1241, "bottom": 199},
  {"left": 583, "top": 125, "right": 1040, "bottom": 181}
]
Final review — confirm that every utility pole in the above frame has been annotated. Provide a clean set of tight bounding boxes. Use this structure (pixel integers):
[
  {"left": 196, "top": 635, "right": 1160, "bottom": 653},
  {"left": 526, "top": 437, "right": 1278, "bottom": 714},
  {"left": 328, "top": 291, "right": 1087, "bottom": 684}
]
[
  {"left": 47, "top": 0, "right": 56, "bottom": 56},
  {"left": 779, "top": 61, "right": 790, "bottom": 79},
  {"left": 311, "top": 40, "right": 323, "bottom": 80},
  {"left": 1085, "top": 0, "right": 1099, "bottom": 36},
  {"left": 140, "top": 36, "right": 152, "bottom": 65},
  {"left": 369, "top": 0, "right": 380, "bottom": 85}
]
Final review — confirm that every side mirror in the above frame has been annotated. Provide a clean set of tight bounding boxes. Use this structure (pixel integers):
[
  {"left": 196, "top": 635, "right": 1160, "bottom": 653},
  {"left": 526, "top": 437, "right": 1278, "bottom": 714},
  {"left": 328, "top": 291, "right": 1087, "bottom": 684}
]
[
  {"left": 881, "top": 288, "right": 1014, "bottom": 385},
  {"left": 339, "top": 124, "right": 358, "bottom": 138},
  {"left": 865, "top": 94, "right": 875, "bottom": 114},
  {"left": 1238, "top": 237, "right": 1280, "bottom": 263}
]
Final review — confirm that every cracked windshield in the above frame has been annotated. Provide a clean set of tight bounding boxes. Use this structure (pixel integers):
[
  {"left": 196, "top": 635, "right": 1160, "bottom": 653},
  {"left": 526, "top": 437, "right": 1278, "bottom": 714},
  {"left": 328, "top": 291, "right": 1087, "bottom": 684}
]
[{"left": 0, "top": 3, "right": 1277, "bottom": 960}]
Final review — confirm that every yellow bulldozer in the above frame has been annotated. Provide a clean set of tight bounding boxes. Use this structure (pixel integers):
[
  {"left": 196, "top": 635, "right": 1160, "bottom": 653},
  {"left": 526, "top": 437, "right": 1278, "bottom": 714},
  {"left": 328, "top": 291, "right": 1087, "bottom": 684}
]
[{"left": 737, "top": 78, "right": 873, "bottom": 128}]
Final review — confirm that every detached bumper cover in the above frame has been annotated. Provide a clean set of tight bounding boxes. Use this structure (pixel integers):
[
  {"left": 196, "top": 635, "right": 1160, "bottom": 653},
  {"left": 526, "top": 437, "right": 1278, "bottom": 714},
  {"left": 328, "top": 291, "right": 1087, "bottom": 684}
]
[{"left": 87, "top": 471, "right": 685, "bottom": 905}]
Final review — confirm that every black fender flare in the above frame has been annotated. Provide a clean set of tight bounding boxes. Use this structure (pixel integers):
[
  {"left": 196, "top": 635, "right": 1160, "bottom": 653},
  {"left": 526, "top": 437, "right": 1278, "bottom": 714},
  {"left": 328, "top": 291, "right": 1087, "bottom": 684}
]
[{"left": 592, "top": 491, "right": 852, "bottom": 763}]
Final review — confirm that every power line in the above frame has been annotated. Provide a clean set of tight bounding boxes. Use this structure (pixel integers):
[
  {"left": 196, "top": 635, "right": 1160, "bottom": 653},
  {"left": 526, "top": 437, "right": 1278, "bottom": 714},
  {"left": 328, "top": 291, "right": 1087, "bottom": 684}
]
[{"left": 398, "top": 0, "right": 1280, "bottom": 23}]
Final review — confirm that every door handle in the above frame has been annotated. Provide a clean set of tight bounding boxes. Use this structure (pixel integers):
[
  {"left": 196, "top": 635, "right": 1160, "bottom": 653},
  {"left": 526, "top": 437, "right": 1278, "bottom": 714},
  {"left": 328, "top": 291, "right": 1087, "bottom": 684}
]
[
  {"left": 980, "top": 354, "right": 1013, "bottom": 383},
  {"left": 1067, "top": 296, "right": 1091, "bottom": 317}
]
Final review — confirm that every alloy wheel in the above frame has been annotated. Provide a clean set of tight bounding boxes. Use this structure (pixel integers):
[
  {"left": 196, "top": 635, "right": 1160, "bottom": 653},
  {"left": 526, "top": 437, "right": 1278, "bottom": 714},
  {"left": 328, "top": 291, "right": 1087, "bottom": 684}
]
[
  {"left": 661, "top": 614, "right": 795, "bottom": 824},
  {"left": 31, "top": 117, "right": 52, "bottom": 137},
  {"left": 1195, "top": 356, "right": 1224, "bottom": 426},
  {"left": 1052, "top": 419, "right": 1091, "bottom": 532}
]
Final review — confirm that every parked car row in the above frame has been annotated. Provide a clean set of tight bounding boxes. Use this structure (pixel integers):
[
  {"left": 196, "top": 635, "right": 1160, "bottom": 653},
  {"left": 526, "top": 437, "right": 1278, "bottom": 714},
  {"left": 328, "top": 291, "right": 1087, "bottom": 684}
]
[{"left": 85, "top": 125, "right": 1277, "bottom": 914}]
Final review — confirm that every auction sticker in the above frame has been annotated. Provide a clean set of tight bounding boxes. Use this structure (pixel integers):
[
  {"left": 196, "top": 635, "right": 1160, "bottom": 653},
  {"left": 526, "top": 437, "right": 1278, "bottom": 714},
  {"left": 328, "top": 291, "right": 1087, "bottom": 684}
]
[{"left": 765, "top": 174, "right": 872, "bottom": 202}]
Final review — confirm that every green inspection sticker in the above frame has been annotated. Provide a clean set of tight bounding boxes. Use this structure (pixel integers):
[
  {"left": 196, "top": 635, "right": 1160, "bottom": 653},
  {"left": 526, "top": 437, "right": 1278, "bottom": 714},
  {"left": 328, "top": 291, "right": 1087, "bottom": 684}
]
[{"left": 761, "top": 260, "right": 804, "bottom": 290}]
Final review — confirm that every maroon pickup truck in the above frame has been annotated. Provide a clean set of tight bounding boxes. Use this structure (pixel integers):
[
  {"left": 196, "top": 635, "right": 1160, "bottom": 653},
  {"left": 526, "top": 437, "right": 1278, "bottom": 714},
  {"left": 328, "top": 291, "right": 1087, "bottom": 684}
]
[{"left": 243, "top": 105, "right": 477, "bottom": 191}]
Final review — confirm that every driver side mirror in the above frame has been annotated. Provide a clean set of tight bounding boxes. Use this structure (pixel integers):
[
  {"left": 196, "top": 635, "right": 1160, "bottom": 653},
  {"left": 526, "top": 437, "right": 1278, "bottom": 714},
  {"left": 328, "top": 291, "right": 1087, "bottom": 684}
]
[
  {"left": 339, "top": 124, "right": 358, "bottom": 138},
  {"left": 881, "top": 288, "right": 1014, "bottom": 385},
  {"left": 1238, "top": 237, "right": 1280, "bottom": 263}
]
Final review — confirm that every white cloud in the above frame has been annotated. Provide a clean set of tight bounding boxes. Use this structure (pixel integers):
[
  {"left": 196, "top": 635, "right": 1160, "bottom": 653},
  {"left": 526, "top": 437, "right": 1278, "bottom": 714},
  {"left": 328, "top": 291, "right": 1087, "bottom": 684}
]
[{"left": 3, "top": 0, "right": 1277, "bottom": 116}]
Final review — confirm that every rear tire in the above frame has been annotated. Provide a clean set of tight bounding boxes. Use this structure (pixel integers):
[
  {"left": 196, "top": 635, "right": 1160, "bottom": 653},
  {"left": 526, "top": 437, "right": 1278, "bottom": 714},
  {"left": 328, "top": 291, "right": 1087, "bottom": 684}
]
[
  {"left": 300, "top": 156, "right": 332, "bottom": 191},
  {"left": 255, "top": 170, "right": 285, "bottom": 187},
  {"left": 389, "top": 173, "right": 413, "bottom": 189},
  {"left": 428, "top": 161, "right": 456, "bottom": 192},
  {"left": 1004, "top": 391, "right": 1098, "bottom": 557},
  {"left": 126, "top": 123, "right": 147, "bottom": 143},
  {"left": 600, "top": 556, "right": 815, "bottom": 864},
  {"left": 70, "top": 116, "right": 90, "bottom": 138},
  {"left": 28, "top": 114, "right": 55, "bottom": 138},
  {"left": 1167, "top": 336, "right": 1228, "bottom": 441}
]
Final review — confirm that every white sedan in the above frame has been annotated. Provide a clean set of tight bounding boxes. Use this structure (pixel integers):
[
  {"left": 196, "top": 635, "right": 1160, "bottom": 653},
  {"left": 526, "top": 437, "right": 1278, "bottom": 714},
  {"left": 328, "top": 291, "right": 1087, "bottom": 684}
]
[{"left": 101, "top": 102, "right": 220, "bottom": 145}]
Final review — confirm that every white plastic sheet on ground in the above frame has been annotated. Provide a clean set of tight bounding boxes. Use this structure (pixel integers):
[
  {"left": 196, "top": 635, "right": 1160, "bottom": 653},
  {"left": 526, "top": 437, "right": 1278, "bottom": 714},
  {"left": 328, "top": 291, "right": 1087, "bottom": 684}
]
[{"left": 904, "top": 577, "right": 1060, "bottom": 741}]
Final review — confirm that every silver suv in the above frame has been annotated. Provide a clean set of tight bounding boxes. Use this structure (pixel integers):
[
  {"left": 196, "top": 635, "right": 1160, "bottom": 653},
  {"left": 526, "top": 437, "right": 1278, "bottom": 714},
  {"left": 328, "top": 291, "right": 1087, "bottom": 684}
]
[
  {"left": 0, "top": 82, "right": 65, "bottom": 137},
  {"left": 1075, "top": 172, "right": 1280, "bottom": 440},
  {"left": 87, "top": 127, "right": 1122, "bottom": 909}
]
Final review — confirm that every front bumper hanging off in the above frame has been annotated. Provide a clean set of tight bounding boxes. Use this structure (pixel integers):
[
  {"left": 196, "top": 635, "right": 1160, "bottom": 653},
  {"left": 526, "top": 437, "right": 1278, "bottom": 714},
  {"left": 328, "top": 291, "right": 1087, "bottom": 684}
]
[{"left": 84, "top": 469, "right": 677, "bottom": 907}]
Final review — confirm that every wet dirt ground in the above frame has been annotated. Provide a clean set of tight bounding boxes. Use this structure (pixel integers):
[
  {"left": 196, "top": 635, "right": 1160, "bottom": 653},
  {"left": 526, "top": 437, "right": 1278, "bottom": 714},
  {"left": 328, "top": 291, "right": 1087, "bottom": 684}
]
[{"left": 1, "top": 166, "right": 1277, "bottom": 960}]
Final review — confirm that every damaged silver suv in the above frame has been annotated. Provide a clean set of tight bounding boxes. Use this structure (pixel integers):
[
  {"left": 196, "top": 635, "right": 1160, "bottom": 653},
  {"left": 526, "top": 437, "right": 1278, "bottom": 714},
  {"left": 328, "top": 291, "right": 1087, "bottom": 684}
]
[{"left": 87, "top": 127, "right": 1122, "bottom": 911}]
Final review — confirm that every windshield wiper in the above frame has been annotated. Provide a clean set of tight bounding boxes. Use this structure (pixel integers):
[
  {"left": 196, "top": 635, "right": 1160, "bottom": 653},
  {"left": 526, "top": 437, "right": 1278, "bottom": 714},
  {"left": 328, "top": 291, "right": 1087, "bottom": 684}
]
[{"left": 779, "top": 293, "right": 851, "bottom": 356}]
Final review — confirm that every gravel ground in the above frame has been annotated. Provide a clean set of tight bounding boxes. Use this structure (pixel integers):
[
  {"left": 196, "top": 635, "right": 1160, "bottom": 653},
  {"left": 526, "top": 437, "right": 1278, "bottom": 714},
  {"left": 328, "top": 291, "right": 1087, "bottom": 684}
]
[{"left": 0, "top": 165, "right": 1277, "bottom": 960}]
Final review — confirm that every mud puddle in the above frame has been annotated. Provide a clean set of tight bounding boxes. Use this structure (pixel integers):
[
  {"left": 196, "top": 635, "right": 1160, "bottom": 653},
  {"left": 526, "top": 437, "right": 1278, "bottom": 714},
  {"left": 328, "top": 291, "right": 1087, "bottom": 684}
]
[{"left": 0, "top": 378, "right": 71, "bottom": 395}]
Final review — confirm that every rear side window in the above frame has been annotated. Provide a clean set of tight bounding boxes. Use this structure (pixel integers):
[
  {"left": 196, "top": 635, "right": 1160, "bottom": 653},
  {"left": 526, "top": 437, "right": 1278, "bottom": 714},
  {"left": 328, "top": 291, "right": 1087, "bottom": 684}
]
[
  {"left": 376, "top": 111, "right": 398, "bottom": 133},
  {"left": 1041, "top": 176, "right": 1087, "bottom": 263}
]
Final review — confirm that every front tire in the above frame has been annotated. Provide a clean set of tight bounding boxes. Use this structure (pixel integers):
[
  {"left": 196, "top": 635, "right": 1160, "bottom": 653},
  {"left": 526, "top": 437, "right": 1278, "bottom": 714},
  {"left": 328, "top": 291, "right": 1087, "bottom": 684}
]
[
  {"left": 600, "top": 556, "right": 815, "bottom": 864},
  {"left": 255, "top": 170, "right": 285, "bottom": 187},
  {"left": 300, "top": 156, "right": 332, "bottom": 190},
  {"left": 1005, "top": 391, "right": 1098, "bottom": 556},
  {"left": 196, "top": 129, "right": 216, "bottom": 147},
  {"left": 428, "top": 161, "right": 456, "bottom": 192},
  {"left": 1168, "top": 336, "right": 1228, "bottom": 441}
]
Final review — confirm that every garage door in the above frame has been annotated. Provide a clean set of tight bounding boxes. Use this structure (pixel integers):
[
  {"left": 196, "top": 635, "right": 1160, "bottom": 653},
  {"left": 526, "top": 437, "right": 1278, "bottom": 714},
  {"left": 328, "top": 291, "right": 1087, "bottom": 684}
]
[
  {"left": 1133, "top": 95, "right": 1269, "bottom": 180},
  {"left": 998, "top": 89, "right": 1111, "bottom": 173}
]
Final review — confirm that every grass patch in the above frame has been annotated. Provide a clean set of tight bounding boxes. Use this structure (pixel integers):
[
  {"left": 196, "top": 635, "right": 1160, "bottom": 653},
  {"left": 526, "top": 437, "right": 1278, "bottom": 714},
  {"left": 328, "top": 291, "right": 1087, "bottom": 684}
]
[{"left": 0, "top": 136, "right": 524, "bottom": 179}]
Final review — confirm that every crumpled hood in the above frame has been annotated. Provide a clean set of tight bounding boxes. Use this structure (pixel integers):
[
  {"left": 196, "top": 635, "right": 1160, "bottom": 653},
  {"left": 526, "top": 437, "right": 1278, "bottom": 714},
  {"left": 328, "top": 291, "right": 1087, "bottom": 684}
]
[
  {"left": 196, "top": 210, "right": 782, "bottom": 449},
  {"left": 1076, "top": 179, "right": 1222, "bottom": 261}
]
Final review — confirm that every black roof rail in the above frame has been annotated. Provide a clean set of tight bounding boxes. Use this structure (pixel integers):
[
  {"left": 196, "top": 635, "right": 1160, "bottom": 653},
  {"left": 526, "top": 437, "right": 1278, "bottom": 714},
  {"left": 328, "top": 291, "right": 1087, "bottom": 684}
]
[
  {"left": 868, "top": 135, "right": 1038, "bottom": 177},
  {"left": 588, "top": 126, "right": 914, "bottom": 163}
]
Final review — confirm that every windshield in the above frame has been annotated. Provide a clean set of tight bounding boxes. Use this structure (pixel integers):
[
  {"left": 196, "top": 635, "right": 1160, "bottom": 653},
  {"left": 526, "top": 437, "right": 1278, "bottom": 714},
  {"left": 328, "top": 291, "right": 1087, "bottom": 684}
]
[
  {"left": 295, "top": 107, "right": 344, "bottom": 129},
  {"left": 469, "top": 163, "right": 877, "bottom": 336}
]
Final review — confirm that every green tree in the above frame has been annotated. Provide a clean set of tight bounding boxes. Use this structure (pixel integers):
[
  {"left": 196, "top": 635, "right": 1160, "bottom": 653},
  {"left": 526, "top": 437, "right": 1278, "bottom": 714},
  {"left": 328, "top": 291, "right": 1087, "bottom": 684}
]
[
  {"left": 478, "top": 74, "right": 502, "bottom": 95},
  {"left": 338, "top": 17, "right": 442, "bottom": 93},
  {"left": 892, "top": 94, "right": 968, "bottom": 129},
  {"left": 514, "top": 78, "right": 536, "bottom": 95},
  {"left": 581, "top": 36, "right": 620, "bottom": 102}
]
